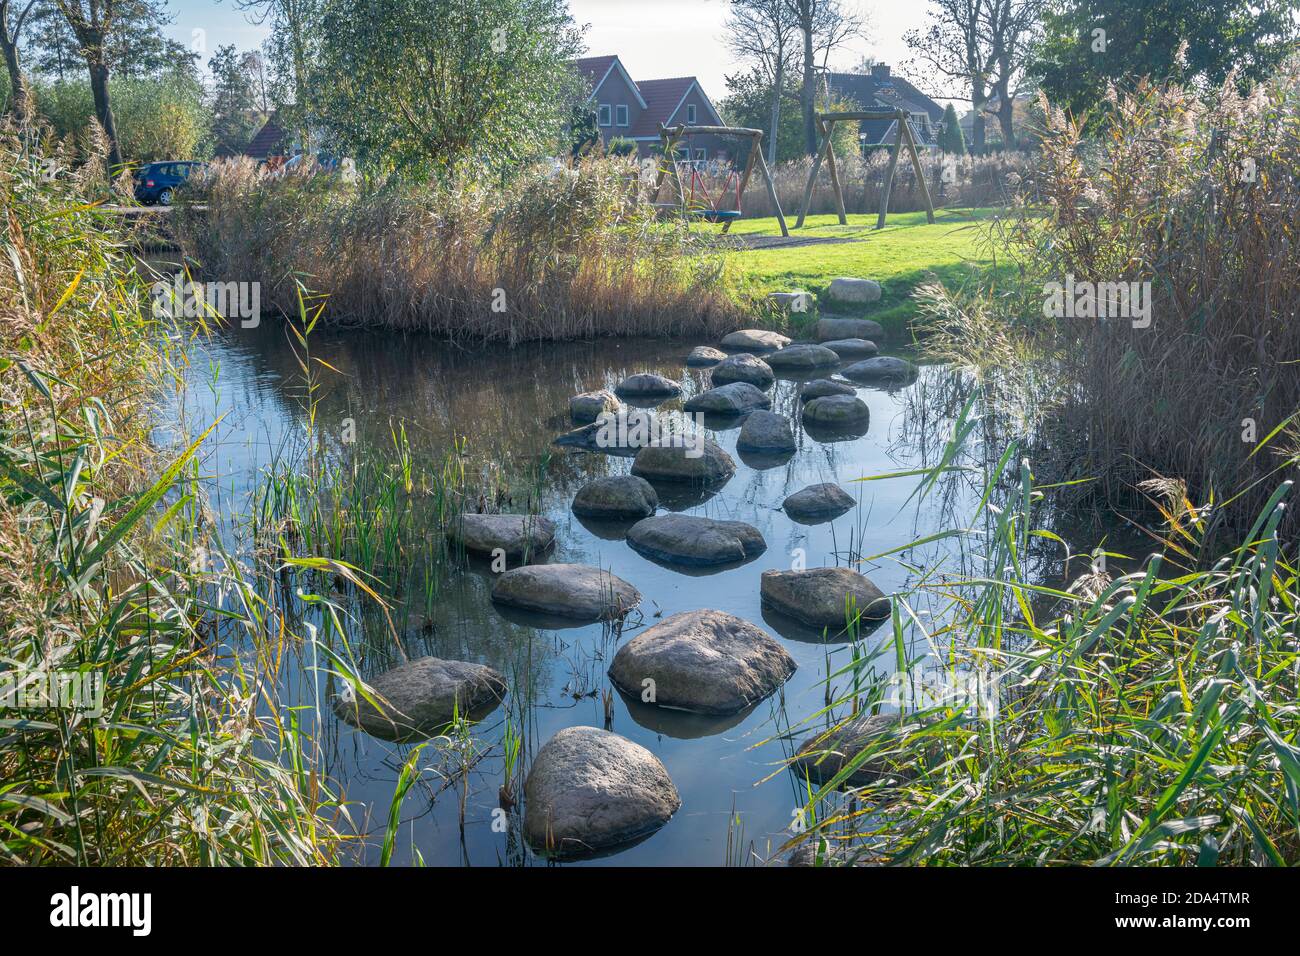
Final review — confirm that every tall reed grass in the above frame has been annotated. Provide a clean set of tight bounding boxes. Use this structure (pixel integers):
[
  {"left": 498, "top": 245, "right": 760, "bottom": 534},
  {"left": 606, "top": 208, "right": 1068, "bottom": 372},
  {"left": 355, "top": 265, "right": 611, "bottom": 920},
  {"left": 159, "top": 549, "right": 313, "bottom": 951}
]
[
  {"left": 174, "top": 156, "right": 751, "bottom": 344},
  {"left": 917, "top": 62, "right": 1300, "bottom": 540},
  {"left": 0, "top": 129, "right": 350, "bottom": 864},
  {"left": 783, "top": 395, "right": 1300, "bottom": 865}
]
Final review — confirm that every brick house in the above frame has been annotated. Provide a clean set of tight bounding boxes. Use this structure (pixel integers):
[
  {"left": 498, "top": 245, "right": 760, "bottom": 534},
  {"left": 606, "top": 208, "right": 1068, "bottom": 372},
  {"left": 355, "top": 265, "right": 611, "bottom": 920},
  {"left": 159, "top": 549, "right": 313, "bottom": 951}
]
[
  {"left": 823, "top": 65, "right": 945, "bottom": 154},
  {"left": 570, "top": 55, "right": 733, "bottom": 161}
]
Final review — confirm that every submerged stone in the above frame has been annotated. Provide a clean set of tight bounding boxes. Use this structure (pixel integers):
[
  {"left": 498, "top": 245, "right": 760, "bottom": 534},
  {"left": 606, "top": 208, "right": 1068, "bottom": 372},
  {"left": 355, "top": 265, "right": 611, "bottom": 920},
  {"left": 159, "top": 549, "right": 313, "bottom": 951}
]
[
  {"left": 815, "top": 317, "right": 885, "bottom": 342},
  {"left": 491, "top": 563, "right": 641, "bottom": 621},
  {"left": 569, "top": 389, "right": 621, "bottom": 424},
  {"left": 764, "top": 343, "right": 841, "bottom": 370},
  {"left": 630, "top": 437, "right": 735, "bottom": 484},
  {"left": 333, "top": 657, "right": 506, "bottom": 741},
  {"left": 710, "top": 353, "right": 775, "bottom": 389},
  {"left": 798, "top": 379, "right": 857, "bottom": 402},
  {"left": 736, "top": 410, "right": 796, "bottom": 452},
  {"left": 523, "top": 726, "right": 680, "bottom": 859},
  {"left": 720, "top": 328, "right": 790, "bottom": 351},
  {"left": 821, "top": 338, "right": 878, "bottom": 359},
  {"left": 626, "top": 513, "right": 766, "bottom": 567},
  {"left": 841, "top": 356, "right": 918, "bottom": 386},
  {"left": 792, "top": 713, "right": 910, "bottom": 788},
  {"left": 686, "top": 345, "right": 727, "bottom": 366},
  {"left": 553, "top": 409, "right": 655, "bottom": 454},
  {"left": 802, "top": 394, "right": 870, "bottom": 426},
  {"left": 614, "top": 373, "right": 682, "bottom": 398},
  {"left": 760, "top": 567, "right": 890, "bottom": 630},
  {"left": 782, "top": 483, "right": 855, "bottom": 523},
  {"left": 682, "top": 381, "right": 771, "bottom": 415},
  {"left": 446, "top": 513, "right": 556, "bottom": 561},
  {"left": 608, "top": 609, "right": 796, "bottom": 715},
  {"left": 571, "top": 475, "right": 658, "bottom": 520}
]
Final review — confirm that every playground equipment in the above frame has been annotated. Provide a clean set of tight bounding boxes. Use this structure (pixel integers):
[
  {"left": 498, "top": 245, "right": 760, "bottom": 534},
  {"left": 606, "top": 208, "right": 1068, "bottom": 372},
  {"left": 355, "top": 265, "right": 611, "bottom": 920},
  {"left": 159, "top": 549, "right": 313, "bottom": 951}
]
[
  {"left": 653, "top": 124, "right": 788, "bottom": 237},
  {"left": 796, "top": 109, "right": 936, "bottom": 230}
]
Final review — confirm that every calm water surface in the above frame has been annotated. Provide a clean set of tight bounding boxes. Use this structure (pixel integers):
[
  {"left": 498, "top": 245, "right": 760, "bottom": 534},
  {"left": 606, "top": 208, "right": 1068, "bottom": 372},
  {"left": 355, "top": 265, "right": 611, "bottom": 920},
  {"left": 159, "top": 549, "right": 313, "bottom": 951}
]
[{"left": 169, "top": 320, "right": 1012, "bottom": 866}]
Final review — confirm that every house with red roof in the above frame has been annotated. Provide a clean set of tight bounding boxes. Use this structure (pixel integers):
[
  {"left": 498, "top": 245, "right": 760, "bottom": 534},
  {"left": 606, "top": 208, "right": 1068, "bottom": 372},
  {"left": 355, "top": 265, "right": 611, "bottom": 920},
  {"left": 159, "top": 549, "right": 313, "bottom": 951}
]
[{"left": 570, "top": 55, "right": 731, "bottom": 161}]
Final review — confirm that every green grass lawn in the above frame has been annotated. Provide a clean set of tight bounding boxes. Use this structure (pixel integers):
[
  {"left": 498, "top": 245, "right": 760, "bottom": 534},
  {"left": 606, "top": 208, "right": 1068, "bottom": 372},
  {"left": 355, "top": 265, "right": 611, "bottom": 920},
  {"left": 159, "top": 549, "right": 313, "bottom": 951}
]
[{"left": 709, "top": 207, "right": 1010, "bottom": 338}]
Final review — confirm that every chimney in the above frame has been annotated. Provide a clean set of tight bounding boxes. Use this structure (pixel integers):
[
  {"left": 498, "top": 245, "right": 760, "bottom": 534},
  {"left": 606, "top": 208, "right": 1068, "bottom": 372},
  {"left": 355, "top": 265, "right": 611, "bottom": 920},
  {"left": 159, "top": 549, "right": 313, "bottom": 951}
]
[{"left": 871, "top": 64, "right": 891, "bottom": 79}]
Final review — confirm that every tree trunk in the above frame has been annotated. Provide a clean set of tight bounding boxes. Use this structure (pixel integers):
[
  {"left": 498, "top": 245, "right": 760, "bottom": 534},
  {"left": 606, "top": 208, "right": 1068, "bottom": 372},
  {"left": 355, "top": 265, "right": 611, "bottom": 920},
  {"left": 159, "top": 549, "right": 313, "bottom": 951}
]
[
  {"left": 993, "top": 77, "right": 1016, "bottom": 149},
  {"left": 800, "top": 19, "right": 816, "bottom": 156},
  {"left": 87, "top": 58, "right": 124, "bottom": 170},
  {"left": 1, "top": 36, "right": 26, "bottom": 122},
  {"left": 971, "top": 81, "right": 987, "bottom": 152},
  {"left": 768, "top": 62, "right": 782, "bottom": 164}
]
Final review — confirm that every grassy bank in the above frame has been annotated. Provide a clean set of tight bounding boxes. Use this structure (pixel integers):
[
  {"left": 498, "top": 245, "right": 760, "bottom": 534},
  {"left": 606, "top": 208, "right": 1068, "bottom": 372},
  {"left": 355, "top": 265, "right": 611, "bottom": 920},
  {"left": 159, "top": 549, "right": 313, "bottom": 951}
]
[
  {"left": 716, "top": 209, "right": 1005, "bottom": 337},
  {"left": 0, "top": 132, "right": 349, "bottom": 864}
]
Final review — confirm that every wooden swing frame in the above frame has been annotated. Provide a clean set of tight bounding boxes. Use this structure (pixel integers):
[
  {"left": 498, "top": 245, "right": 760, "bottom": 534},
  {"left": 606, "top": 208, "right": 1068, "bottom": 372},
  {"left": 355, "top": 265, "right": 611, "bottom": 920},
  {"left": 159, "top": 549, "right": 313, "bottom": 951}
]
[
  {"left": 653, "top": 124, "right": 789, "bottom": 237},
  {"left": 795, "top": 109, "right": 936, "bottom": 230}
]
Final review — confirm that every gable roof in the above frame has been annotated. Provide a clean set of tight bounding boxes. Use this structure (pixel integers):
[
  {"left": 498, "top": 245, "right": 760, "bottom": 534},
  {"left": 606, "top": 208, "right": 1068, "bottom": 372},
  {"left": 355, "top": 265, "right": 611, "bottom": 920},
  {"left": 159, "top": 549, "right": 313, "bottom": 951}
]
[
  {"left": 572, "top": 54, "right": 647, "bottom": 109},
  {"left": 825, "top": 70, "right": 944, "bottom": 122},
  {"left": 245, "top": 112, "right": 289, "bottom": 161},
  {"left": 629, "top": 77, "right": 717, "bottom": 136}
]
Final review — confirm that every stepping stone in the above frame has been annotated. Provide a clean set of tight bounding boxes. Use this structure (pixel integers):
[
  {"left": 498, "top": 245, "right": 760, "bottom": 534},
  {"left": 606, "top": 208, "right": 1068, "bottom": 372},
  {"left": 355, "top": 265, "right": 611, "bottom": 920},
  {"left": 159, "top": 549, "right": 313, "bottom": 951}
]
[
  {"left": 721, "top": 328, "right": 790, "bottom": 351},
  {"left": 446, "top": 513, "right": 556, "bottom": 561},
  {"left": 523, "top": 726, "right": 680, "bottom": 858},
  {"left": 607, "top": 609, "right": 796, "bottom": 715},
  {"left": 827, "top": 277, "right": 882, "bottom": 303},
  {"left": 821, "top": 338, "right": 878, "bottom": 359},
  {"left": 572, "top": 476, "right": 658, "bottom": 520},
  {"left": 798, "top": 379, "right": 857, "bottom": 402},
  {"left": 627, "top": 513, "right": 766, "bottom": 568},
  {"left": 841, "top": 356, "right": 918, "bottom": 386},
  {"left": 768, "top": 291, "right": 814, "bottom": 313},
  {"left": 711, "top": 353, "right": 774, "bottom": 389},
  {"left": 792, "top": 713, "right": 909, "bottom": 788},
  {"left": 569, "top": 389, "right": 621, "bottom": 424},
  {"left": 614, "top": 373, "right": 682, "bottom": 398},
  {"left": 785, "top": 839, "right": 855, "bottom": 867},
  {"left": 764, "top": 343, "right": 841, "bottom": 370},
  {"left": 333, "top": 657, "right": 505, "bottom": 741},
  {"left": 783, "top": 483, "right": 855, "bottom": 523},
  {"left": 631, "top": 437, "right": 735, "bottom": 484},
  {"left": 815, "top": 317, "right": 884, "bottom": 342},
  {"left": 737, "top": 410, "right": 796, "bottom": 453},
  {"left": 686, "top": 345, "right": 727, "bottom": 367},
  {"left": 803, "top": 394, "right": 870, "bottom": 425},
  {"left": 760, "top": 567, "right": 890, "bottom": 630},
  {"left": 553, "top": 409, "right": 655, "bottom": 455},
  {"left": 683, "top": 381, "right": 771, "bottom": 415},
  {"left": 491, "top": 564, "right": 641, "bottom": 621}
]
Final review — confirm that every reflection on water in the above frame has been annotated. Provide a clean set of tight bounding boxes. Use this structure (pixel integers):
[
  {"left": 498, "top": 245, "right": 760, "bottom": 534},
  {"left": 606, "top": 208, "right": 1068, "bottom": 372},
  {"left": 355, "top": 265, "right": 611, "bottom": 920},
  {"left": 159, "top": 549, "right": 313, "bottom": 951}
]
[{"left": 166, "top": 319, "right": 1030, "bottom": 866}]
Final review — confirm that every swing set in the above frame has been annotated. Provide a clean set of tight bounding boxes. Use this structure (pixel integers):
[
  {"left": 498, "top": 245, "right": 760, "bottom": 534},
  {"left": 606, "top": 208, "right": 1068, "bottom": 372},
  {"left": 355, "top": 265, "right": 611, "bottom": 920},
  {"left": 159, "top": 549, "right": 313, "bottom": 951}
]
[
  {"left": 796, "top": 108, "right": 936, "bottom": 230},
  {"left": 652, "top": 123, "right": 789, "bottom": 237}
]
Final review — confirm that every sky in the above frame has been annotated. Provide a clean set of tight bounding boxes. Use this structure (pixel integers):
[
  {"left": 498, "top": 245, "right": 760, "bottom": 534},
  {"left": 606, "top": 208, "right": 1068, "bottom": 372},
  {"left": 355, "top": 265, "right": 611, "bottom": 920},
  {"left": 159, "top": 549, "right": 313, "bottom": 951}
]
[{"left": 166, "top": 0, "right": 941, "bottom": 102}]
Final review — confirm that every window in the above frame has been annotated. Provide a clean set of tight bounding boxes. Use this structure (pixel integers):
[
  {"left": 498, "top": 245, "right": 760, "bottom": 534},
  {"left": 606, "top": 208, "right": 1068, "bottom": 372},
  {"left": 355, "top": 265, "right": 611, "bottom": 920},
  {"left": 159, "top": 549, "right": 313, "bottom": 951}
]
[
  {"left": 912, "top": 113, "right": 929, "bottom": 132},
  {"left": 598, "top": 104, "right": 612, "bottom": 127},
  {"left": 686, "top": 104, "right": 697, "bottom": 124},
  {"left": 616, "top": 104, "right": 629, "bottom": 127},
  {"left": 694, "top": 148, "right": 706, "bottom": 161}
]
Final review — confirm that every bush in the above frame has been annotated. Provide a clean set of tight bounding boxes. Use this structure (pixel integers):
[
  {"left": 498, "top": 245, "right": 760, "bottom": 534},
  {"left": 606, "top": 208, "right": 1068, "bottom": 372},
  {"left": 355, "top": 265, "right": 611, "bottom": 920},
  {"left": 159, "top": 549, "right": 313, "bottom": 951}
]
[
  {"left": 32, "top": 73, "right": 212, "bottom": 164},
  {"left": 0, "top": 128, "right": 344, "bottom": 864},
  {"left": 173, "top": 155, "right": 751, "bottom": 343},
  {"left": 920, "top": 62, "right": 1300, "bottom": 540}
]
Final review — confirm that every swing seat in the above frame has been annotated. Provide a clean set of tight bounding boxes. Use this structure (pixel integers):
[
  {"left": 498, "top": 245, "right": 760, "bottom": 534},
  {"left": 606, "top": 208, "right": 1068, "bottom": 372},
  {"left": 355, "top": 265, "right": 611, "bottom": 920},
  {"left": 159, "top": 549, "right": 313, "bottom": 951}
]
[{"left": 693, "top": 208, "right": 742, "bottom": 222}]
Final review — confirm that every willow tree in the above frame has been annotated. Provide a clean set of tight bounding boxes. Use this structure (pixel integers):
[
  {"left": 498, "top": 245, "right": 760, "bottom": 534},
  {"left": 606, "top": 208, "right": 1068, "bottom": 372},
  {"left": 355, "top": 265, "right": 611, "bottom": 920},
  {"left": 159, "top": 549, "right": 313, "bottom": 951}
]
[{"left": 313, "top": 0, "right": 582, "bottom": 180}]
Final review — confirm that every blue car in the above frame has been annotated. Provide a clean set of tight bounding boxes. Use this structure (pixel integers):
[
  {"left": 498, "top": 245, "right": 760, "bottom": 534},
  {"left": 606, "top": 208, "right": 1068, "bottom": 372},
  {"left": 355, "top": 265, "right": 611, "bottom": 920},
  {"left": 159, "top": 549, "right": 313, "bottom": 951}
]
[{"left": 133, "top": 161, "right": 207, "bottom": 205}]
